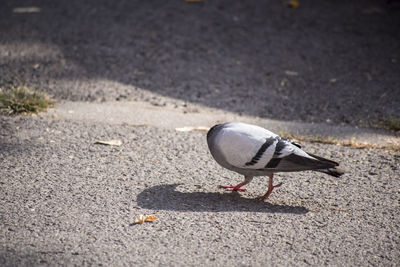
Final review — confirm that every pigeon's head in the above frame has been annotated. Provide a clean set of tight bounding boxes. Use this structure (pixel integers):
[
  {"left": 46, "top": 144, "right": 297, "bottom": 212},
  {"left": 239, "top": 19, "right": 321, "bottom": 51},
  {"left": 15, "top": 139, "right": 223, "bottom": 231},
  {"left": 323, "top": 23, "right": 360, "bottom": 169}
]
[{"left": 207, "top": 124, "right": 222, "bottom": 140}]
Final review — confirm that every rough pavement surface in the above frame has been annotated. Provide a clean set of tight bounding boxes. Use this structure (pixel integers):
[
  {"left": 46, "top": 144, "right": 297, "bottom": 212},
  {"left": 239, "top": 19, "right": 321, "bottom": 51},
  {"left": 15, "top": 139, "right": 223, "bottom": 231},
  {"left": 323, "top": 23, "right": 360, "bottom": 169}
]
[
  {"left": 1, "top": 116, "right": 399, "bottom": 266},
  {"left": 1, "top": 0, "right": 399, "bottom": 126},
  {"left": 1, "top": 0, "right": 400, "bottom": 266}
]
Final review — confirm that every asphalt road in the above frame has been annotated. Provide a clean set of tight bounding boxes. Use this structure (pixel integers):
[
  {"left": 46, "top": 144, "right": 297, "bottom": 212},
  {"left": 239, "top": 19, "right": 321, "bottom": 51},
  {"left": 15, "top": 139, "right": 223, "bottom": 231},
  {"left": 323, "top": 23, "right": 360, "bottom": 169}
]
[
  {"left": 0, "top": 116, "right": 399, "bottom": 266},
  {"left": 1, "top": 0, "right": 399, "bottom": 126},
  {"left": 1, "top": 0, "right": 400, "bottom": 266}
]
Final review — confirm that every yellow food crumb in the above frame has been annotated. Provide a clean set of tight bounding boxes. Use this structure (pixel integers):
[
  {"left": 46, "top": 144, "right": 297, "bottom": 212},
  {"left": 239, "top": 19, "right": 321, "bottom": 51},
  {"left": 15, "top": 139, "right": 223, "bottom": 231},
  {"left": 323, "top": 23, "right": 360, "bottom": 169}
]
[{"left": 134, "top": 215, "right": 157, "bottom": 224}]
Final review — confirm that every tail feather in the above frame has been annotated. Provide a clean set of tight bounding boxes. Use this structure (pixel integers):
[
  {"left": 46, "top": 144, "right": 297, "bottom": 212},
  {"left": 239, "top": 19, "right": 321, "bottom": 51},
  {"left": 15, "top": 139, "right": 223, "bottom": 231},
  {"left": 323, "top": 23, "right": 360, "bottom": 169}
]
[
  {"left": 306, "top": 152, "right": 339, "bottom": 166},
  {"left": 318, "top": 167, "right": 346, "bottom": 177},
  {"left": 306, "top": 152, "right": 346, "bottom": 177}
]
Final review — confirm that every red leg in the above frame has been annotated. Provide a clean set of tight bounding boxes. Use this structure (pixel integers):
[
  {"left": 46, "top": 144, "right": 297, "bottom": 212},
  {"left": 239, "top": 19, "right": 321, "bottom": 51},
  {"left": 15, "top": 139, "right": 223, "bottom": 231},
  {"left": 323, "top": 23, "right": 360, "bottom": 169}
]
[
  {"left": 220, "top": 176, "right": 253, "bottom": 192},
  {"left": 256, "top": 174, "right": 282, "bottom": 200},
  {"left": 220, "top": 180, "right": 250, "bottom": 192}
]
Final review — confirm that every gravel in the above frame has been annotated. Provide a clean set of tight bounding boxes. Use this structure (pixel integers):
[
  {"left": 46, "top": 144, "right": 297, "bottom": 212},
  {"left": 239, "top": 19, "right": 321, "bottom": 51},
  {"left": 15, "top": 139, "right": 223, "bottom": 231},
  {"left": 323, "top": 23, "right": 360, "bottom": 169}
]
[
  {"left": 1, "top": 0, "right": 399, "bottom": 125},
  {"left": 1, "top": 116, "right": 399, "bottom": 266}
]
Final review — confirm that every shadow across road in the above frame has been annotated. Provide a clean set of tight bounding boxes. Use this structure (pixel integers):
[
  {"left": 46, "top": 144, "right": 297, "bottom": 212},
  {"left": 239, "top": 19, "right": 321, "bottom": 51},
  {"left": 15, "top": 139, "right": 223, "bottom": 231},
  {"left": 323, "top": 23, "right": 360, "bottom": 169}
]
[
  {"left": 1, "top": 0, "right": 399, "bottom": 125},
  {"left": 136, "top": 183, "right": 308, "bottom": 214}
]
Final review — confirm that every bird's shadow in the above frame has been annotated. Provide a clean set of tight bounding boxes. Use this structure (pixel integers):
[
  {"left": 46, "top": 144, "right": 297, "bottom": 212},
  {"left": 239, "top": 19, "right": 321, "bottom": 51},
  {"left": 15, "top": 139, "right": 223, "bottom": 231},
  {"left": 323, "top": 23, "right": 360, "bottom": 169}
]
[{"left": 136, "top": 184, "right": 308, "bottom": 214}]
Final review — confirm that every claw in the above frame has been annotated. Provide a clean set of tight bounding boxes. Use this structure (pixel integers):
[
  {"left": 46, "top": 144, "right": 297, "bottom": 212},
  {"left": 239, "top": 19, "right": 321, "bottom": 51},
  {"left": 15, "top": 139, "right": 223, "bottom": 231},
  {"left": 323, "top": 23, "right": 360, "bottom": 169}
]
[
  {"left": 220, "top": 185, "right": 246, "bottom": 192},
  {"left": 219, "top": 179, "right": 251, "bottom": 192}
]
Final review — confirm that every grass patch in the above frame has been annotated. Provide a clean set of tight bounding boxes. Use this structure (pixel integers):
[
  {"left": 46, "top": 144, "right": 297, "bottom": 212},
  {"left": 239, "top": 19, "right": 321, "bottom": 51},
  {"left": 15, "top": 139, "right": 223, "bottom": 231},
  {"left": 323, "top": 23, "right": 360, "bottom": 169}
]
[
  {"left": 378, "top": 118, "right": 400, "bottom": 133},
  {"left": 279, "top": 132, "right": 400, "bottom": 152},
  {"left": 0, "top": 84, "right": 55, "bottom": 115}
]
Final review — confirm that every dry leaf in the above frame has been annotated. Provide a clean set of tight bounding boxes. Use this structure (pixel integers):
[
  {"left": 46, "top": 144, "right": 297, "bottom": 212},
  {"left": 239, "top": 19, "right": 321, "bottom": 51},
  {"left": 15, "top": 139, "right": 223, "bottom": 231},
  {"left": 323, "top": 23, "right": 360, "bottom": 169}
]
[
  {"left": 94, "top": 140, "right": 122, "bottom": 146},
  {"left": 175, "top": 126, "right": 210, "bottom": 132},
  {"left": 133, "top": 215, "right": 157, "bottom": 224},
  {"left": 134, "top": 215, "right": 145, "bottom": 224},
  {"left": 286, "top": 0, "right": 299, "bottom": 8},
  {"left": 144, "top": 215, "right": 157, "bottom": 222},
  {"left": 284, "top": 70, "right": 298, "bottom": 76}
]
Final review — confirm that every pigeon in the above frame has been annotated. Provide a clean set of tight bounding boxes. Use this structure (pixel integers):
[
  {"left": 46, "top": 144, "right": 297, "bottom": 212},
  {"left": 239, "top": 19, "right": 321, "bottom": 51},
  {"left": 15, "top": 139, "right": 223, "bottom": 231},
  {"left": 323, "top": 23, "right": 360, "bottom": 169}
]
[{"left": 206, "top": 122, "right": 345, "bottom": 199}]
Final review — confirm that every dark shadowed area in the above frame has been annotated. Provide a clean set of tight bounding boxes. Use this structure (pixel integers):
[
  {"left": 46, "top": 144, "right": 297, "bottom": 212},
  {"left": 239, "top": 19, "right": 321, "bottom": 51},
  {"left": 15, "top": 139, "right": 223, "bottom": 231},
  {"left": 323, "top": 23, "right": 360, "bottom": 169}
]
[
  {"left": 136, "top": 183, "right": 309, "bottom": 214},
  {"left": 1, "top": 0, "right": 399, "bottom": 125}
]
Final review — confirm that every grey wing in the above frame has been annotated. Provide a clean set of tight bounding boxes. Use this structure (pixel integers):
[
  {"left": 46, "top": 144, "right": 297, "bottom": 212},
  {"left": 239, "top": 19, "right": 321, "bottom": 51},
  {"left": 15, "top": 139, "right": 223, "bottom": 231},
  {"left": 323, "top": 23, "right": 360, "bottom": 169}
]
[{"left": 261, "top": 138, "right": 339, "bottom": 172}]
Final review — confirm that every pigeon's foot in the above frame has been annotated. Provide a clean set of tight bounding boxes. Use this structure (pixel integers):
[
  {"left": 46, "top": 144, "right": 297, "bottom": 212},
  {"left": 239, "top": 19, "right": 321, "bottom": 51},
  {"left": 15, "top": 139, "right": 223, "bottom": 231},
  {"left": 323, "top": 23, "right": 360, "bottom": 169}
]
[
  {"left": 220, "top": 185, "right": 246, "bottom": 192},
  {"left": 219, "top": 180, "right": 250, "bottom": 192},
  {"left": 257, "top": 175, "right": 282, "bottom": 200},
  {"left": 256, "top": 182, "right": 282, "bottom": 199}
]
